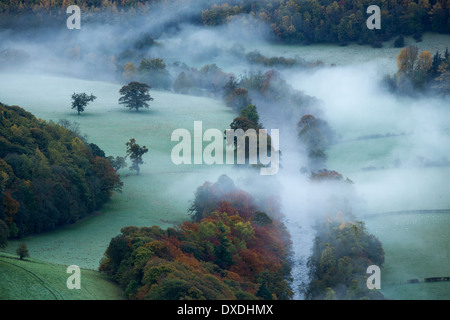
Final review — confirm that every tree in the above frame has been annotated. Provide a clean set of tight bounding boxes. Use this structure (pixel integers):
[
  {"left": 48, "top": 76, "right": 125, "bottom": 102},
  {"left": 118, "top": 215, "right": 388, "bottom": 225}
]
[
  {"left": 435, "top": 61, "right": 450, "bottom": 96},
  {"left": 123, "top": 62, "right": 137, "bottom": 81},
  {"left": 0, "top": 219, "right": 9, "bottom": 248},
  {"left": 119, "top": 82, "right": 153, "bottom": 112},
  {"left": 239, "top": 105, "right": 260, "bottom": 128},
  {"left": 16, "top": 242, "right": 29, "bottom": 260},
  {"left": 416, "top": 50, "right": 433, "bottom": 72},
  {"left": 225, "top": 88, "right": 252, "bottom": 112},
  {"left": 298, "top": 115, "right": 334, "bottom": 169},
  {"left": 138, "top": 58, "right": 171, "bottom": 89},
  {"left": 71, "top": 92, "right": 96, "bottom": 115},
  {"left": 125, "top": 138, "right": 148, "bottom": 175},
  {"left": 394, "top": 35, "right": 405, "bottom": 48}
]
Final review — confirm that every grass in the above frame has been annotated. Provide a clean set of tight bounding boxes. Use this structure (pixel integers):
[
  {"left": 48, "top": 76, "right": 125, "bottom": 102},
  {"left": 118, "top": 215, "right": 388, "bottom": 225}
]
[{"left": 0, "top": 252, "right": 123, "bottom": 300}]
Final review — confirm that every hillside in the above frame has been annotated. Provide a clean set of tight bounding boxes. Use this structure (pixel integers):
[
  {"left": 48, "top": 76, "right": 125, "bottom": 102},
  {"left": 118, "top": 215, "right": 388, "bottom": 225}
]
[{"left": 0, "top": 252, "right": 123, "bottom": 300}]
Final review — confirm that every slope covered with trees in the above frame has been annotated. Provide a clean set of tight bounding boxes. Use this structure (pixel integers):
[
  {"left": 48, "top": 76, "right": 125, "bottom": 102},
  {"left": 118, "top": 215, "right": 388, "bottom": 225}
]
[
  {"left": 0, "top": 103, "right": 122, "bottom": 239},
  {"left": 2, "top": 1, "right": 448, "bottom": 46},
  {"left": 201, "top": 0, "right": 450, "bottom": 45}
]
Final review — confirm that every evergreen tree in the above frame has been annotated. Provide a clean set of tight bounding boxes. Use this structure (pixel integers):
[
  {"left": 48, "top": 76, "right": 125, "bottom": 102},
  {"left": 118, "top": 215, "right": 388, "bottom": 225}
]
[{"left": 16, "top": 242, "right": 29, "bottom": 260}]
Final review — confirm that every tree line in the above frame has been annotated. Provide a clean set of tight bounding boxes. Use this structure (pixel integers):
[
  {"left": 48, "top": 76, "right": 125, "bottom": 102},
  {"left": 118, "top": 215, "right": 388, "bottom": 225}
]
[
  {"left": 100, "top": 174, "right": 293, "bottom": 300},
  {"left": 385, "top": 45, "right": 450, "bottom": 95}
]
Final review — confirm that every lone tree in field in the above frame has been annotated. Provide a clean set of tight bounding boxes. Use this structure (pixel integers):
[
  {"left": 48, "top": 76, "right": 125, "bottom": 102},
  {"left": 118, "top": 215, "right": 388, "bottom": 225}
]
[
  {"left": 119, "top": 81, "right": 153, "bottom": 112},
  {"left": 16, "top": 242, "right": 29, "bottom": 260},
  {"left": 126, "top": 138, "right": 148, "bottom": 175},
  {"left": 71, "top": 92, "right": 97, "bottom": 115}
]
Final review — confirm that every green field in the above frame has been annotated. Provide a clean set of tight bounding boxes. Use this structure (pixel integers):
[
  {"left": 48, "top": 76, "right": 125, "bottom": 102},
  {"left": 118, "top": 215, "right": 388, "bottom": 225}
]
[
  {"left": 0, "top": 72, "right": 240, "bottom": 300},
  {"left": 0, "top": 253, "right": 123, "bottom": 300}
]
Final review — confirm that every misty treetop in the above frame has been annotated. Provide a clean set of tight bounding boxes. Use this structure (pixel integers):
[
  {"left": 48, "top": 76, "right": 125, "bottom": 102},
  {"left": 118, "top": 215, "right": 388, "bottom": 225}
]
[
  {"left": 306, "top": 210, "right": 385, "bottom": 300},
  {"left": 125, "top": 138, "right": 148, "bottom": 175},
  {"left": 2, "top": 0, "right": 448, "bottom": 46},
  {"left": 119, "top": 81, "right": 153, "bottom": 112},
  {"left": 201, "top": 0, "right": 450, "bottom": 45},
  {"left": 0, "top": 103, "right": 122, "bottom": 239}
]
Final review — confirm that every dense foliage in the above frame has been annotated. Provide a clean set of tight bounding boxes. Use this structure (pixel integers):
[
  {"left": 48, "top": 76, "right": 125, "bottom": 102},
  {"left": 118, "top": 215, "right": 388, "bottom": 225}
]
[
  {"left": 0, "top": 103, "right": 122, "bottom": 238},
  {"left": 306, "top": 211, "right": 385, "bottom": 300},
  {"left": 298, "top": 114, "right": 335, "bottom": 170},
  {"left": 202, "top": 0, "right": 450, "bottom": 45},
  {"left": 100, "top": 175, "right": 293, "bottom": 300}
]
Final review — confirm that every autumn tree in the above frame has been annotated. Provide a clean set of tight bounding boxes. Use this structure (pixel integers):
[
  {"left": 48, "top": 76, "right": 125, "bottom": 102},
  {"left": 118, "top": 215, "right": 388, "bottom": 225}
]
[
  {"left": 413, "top": 50, "right": 433, "bottom": 88},
  {"left": 16, "top": 242, "right": 29, "bottom": 260},
  {"left": 239, "top": 104, "right": 260, "bottom": 127},
  {"left": 71, "top": 92, "right": 97, "bottom": 115},
  {"left": 223, "top": 76, "right": 238, "bottom": 99},
  {"left": 228, "top": 104, "right": 274, "bottom": 165},
  {"left": 225, "top": 88, "right": 252, "bottom": 112},
  {"left": 306, "top": 211, "right": 385, "bottom": 300},
  {"left": 107, "top": 156, "right": 127, "bottom": 172},
  {"left": 0, "top": 103, "right": 122, "bottom": 237},
  {"left": 416, "top": 50, "right": 433, "bottom": 72},
  {"left": 123, "top": 62, "right": 137, "bottom": 80},
  {"left": 119, "top": 81, "right": 153, "bottom": 112},
  {"left": 0, "top": 219, "right": 9, "bottom": 248},
  {"left": 100, "top": 175, "right": 293, "bottom": 300},
  {"left": 125, "top": 138, "right": 148, "bottom": 175}
]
